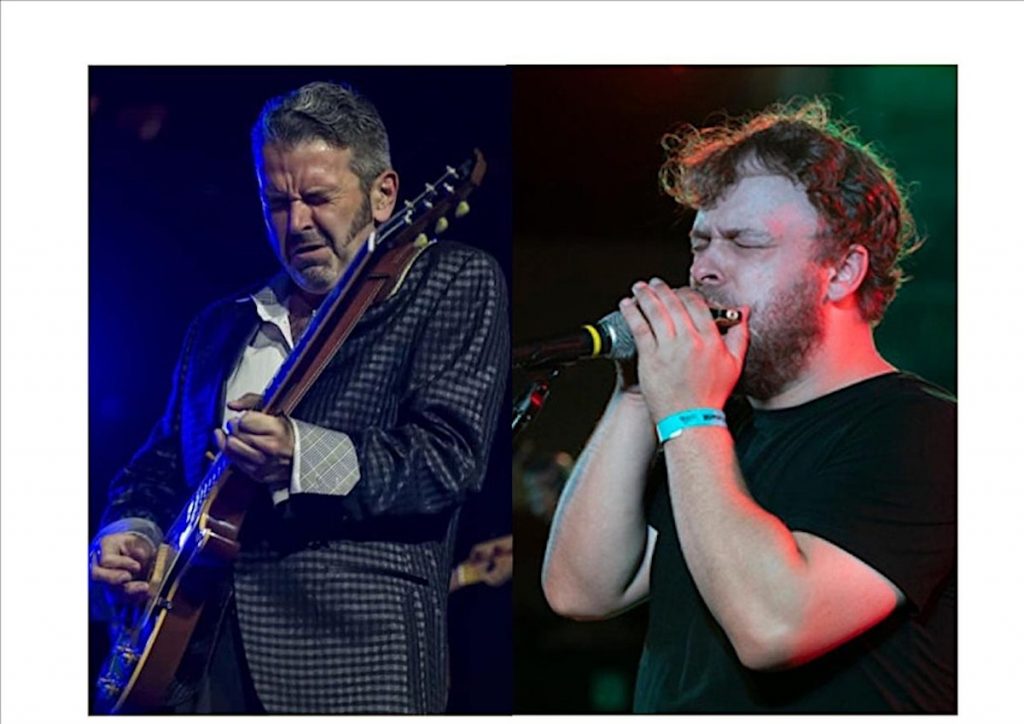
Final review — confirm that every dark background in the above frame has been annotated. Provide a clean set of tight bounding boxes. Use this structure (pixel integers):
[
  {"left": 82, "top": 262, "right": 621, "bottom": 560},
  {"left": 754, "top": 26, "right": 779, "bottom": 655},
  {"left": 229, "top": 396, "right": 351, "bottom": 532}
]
[
  {"left": 511, "top": 66, "right": 956, "bottom": 712},
  {"left": 88, "top": 66, "right": 513, "bottom": 713},
  {"left": 88, "top": 65, "right": 958, "bottom": 715}
]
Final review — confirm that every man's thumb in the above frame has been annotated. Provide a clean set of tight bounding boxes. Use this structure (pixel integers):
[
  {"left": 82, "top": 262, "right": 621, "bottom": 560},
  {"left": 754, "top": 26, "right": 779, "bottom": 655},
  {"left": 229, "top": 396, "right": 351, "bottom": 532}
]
[{"left": 227, "top": 392, "right": 263, "bottom": 411}]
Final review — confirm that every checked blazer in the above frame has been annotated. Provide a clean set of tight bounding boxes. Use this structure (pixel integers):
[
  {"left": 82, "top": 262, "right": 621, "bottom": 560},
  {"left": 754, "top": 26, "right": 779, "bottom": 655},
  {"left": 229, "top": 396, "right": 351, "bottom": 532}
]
[{"left": 100, "top": 241, "right": 509, "bottom": 713}]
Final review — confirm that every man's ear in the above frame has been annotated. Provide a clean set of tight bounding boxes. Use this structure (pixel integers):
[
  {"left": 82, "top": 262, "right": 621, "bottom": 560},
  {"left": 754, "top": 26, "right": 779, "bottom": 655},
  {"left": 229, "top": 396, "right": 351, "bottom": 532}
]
[
  {"left": 370, "top": 170, "right": 399, "bottom": 223},
  {"left": 826, "top": 243, "right": 870, "bottom": 304}
]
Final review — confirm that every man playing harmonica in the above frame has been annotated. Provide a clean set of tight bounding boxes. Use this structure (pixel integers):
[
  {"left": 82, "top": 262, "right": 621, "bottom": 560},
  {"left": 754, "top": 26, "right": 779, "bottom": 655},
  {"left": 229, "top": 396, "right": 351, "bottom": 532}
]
[{"left": 542, "top": 99, "right": 955, "bottom": 712}]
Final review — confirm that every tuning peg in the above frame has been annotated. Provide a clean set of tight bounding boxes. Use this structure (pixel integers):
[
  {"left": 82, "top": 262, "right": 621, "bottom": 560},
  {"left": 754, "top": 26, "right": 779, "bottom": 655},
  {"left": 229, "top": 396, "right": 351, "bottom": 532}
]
[
  {"left": 434, "top": 217, "right": 449, "bottom": 234},
  {"left": 414, "top": 233, "right": 430, "bottom": 247},
  {"left": 455, "top": 201, "right": 470, "bottom": 218}
]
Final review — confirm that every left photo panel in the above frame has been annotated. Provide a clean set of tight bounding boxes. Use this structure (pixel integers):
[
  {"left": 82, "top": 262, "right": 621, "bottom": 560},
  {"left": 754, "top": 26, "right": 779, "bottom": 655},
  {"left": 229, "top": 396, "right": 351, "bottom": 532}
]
[{"left": 88, "top": 67, "right": 512, "bottom": 715}]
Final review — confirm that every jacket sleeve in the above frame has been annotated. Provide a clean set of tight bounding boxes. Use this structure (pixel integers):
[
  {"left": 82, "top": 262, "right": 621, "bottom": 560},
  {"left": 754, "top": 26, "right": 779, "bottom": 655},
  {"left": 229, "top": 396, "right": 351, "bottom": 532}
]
[{"left": 287, "top": 250, "right": 509, "bottom": 523}]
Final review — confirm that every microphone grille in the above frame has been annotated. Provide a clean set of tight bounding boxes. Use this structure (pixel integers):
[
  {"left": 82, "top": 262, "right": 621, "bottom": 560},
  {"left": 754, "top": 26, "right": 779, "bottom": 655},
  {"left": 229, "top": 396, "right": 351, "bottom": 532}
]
[{"left": 597, "top": 311, "right": 636, "bottom": 360}]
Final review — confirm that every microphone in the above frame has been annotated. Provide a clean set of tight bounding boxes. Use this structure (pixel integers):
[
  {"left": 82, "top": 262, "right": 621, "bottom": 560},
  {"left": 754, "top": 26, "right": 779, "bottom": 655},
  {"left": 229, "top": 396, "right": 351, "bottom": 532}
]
[{"left": 513, "top": 308, "right": 741, "bottom": 369}]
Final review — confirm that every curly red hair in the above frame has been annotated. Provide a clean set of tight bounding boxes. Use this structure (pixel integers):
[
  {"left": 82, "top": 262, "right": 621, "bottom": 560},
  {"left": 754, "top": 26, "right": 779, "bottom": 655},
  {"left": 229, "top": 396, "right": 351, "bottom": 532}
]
[{"left": 660, "top": 98, "right": 920, "bottom": 325}]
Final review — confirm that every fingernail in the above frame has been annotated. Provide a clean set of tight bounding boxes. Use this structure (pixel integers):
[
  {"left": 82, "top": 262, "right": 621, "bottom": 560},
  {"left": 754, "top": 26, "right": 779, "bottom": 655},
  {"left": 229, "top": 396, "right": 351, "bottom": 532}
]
[
  {"left": 650, "top": 276, "right": 666, "bottom": 286},
  {"left": 631, "top": 281, "right": 645, "bottom": 293}
]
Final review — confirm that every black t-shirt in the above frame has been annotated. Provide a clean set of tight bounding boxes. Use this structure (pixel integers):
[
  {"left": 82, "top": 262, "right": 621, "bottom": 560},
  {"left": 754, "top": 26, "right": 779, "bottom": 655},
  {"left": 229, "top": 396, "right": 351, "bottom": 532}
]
[{"left": 634, "top": 372, "right": 956, "bottom": 713}]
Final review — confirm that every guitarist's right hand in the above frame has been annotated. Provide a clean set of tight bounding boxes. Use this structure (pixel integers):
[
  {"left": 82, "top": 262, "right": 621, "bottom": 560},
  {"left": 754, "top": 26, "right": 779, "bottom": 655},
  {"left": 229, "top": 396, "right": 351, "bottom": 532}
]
[{"left": 89, "top": 533, "right": 155, "bottom": 604}]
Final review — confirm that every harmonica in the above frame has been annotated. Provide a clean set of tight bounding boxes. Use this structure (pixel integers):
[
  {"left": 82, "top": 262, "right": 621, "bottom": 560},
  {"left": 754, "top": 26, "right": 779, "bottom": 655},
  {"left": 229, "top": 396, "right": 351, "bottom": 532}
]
[{"left": 710, "top": 307, "right": 742, "bottom": 329}]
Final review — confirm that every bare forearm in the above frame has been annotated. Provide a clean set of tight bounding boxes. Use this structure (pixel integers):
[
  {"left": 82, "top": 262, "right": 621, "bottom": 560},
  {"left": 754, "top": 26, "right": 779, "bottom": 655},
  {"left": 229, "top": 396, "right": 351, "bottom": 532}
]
[
  {"left": 542, "top": 391, "right": 657, "bottom": 618},
  {"left": 665, "top": 427, "right": 808, "bottom": 666},
  {"left": 616, "top": 281, "right": 903, "bottom": 669}
]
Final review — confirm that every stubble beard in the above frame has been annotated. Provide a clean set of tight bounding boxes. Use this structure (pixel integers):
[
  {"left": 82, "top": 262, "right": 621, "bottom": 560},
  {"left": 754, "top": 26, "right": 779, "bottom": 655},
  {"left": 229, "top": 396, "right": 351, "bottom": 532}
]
[{"left": 289, "top": 194, "right": 374, "bottom": 295}]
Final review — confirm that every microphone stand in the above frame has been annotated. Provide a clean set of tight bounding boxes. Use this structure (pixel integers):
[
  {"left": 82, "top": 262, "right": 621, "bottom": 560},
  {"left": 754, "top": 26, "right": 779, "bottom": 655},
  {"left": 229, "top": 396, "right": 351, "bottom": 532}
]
[{"left": 512, "top": 367, "right": 562, "bottom": 442}]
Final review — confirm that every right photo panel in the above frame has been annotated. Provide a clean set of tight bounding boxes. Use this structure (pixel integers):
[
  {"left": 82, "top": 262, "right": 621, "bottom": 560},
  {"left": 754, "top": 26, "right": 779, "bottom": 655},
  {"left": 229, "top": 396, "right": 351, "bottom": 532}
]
[{"left": 512, "top": 66, "right": 956, "bottom": 714}]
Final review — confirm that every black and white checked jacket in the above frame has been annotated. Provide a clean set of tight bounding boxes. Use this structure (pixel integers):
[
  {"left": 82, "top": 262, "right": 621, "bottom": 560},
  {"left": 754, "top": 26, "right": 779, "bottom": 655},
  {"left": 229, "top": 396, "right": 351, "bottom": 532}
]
[{"left": 101, "top": 241, "right": 509, "bottom": 712}]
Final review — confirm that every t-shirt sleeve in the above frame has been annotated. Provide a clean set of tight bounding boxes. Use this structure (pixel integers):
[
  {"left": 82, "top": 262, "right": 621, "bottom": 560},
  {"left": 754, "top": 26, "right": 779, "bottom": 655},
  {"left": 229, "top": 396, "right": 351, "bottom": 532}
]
[{"left": 776, "top": 393, "right": 956, "bottom": 613}]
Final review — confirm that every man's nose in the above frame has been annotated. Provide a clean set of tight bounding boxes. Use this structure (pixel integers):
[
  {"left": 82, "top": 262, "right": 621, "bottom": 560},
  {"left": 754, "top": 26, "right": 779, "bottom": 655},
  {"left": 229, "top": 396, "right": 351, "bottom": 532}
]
[
  {"left": 690, "top": 250, "right": 724, "bottom": 289},
  {"left": 288, "top": 200, "right": 314, "bottom": 234}
]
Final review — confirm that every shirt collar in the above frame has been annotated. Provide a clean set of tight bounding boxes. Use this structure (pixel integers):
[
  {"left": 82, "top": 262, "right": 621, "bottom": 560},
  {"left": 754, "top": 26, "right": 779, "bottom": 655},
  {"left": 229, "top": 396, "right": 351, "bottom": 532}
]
[{"left": 236, "top": 271, "right": 292, "bottom": 327}]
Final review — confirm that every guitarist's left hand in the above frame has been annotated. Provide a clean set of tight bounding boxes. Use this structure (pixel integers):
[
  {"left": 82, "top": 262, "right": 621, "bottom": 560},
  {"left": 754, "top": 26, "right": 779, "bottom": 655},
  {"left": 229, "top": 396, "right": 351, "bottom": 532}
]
[{"left": 213, "top": 393, "right": 295, "bottom": 485}]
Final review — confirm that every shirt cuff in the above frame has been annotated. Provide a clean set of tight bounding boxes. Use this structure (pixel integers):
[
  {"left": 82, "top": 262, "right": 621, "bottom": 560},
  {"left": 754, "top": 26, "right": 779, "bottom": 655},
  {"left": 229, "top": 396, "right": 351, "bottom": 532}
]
[
  {"left": 270, "top": 418, "right": 302, "bottom": 505},
  {"left": 93, "top": 516, "right": 164, "bottom": 549},
  {"left": 285, "top": 418, "right": 361, "bottom": 498}
]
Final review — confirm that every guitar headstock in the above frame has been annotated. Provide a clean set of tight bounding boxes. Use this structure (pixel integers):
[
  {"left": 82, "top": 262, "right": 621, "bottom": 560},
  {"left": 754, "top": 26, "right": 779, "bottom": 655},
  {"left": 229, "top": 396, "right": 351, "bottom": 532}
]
[{"left": 375, "top": 149, "right": 487, "bottom": 251}]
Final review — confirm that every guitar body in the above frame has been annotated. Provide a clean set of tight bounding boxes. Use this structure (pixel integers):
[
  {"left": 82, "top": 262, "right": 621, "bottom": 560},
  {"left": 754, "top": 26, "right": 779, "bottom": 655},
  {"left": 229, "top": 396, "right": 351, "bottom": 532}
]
[
  {"left": 95, "top": 152, "right": 486, "bottom": 713},
  {"left": 96, "top": 468, "right": 251, "bottom": 713},
  {"left": 99, "top": 575, "right": 207, "bottom": 713}
]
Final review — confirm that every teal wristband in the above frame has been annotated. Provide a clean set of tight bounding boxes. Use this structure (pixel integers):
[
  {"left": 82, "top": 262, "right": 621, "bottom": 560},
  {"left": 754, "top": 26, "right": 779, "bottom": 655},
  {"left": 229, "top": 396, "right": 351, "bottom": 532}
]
[{"left": 656, "top": 408, "right": 726, "bottom": 443}]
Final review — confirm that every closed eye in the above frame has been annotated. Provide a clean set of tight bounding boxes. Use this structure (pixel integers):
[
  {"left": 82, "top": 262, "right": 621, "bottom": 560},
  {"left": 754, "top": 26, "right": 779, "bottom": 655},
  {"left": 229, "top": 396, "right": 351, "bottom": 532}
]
[
  {"left": 725, "top": 229, "right": 772, "bottom": 249},
  {"left": 689, "top": 231, "right": 711, "bottom": 254},
  {"left": 302, "top": 193, "right": 331, "bottom": 207},
  {"left": 689, "top": 228, "right": 773, "bottom": 253}
]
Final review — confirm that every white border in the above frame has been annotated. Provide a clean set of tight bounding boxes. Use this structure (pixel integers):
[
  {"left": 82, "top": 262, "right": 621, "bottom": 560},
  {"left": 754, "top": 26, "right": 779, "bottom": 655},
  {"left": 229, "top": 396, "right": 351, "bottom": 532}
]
[{"left": 2, "top": 2, "right": 1023, "bottom": 722}]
